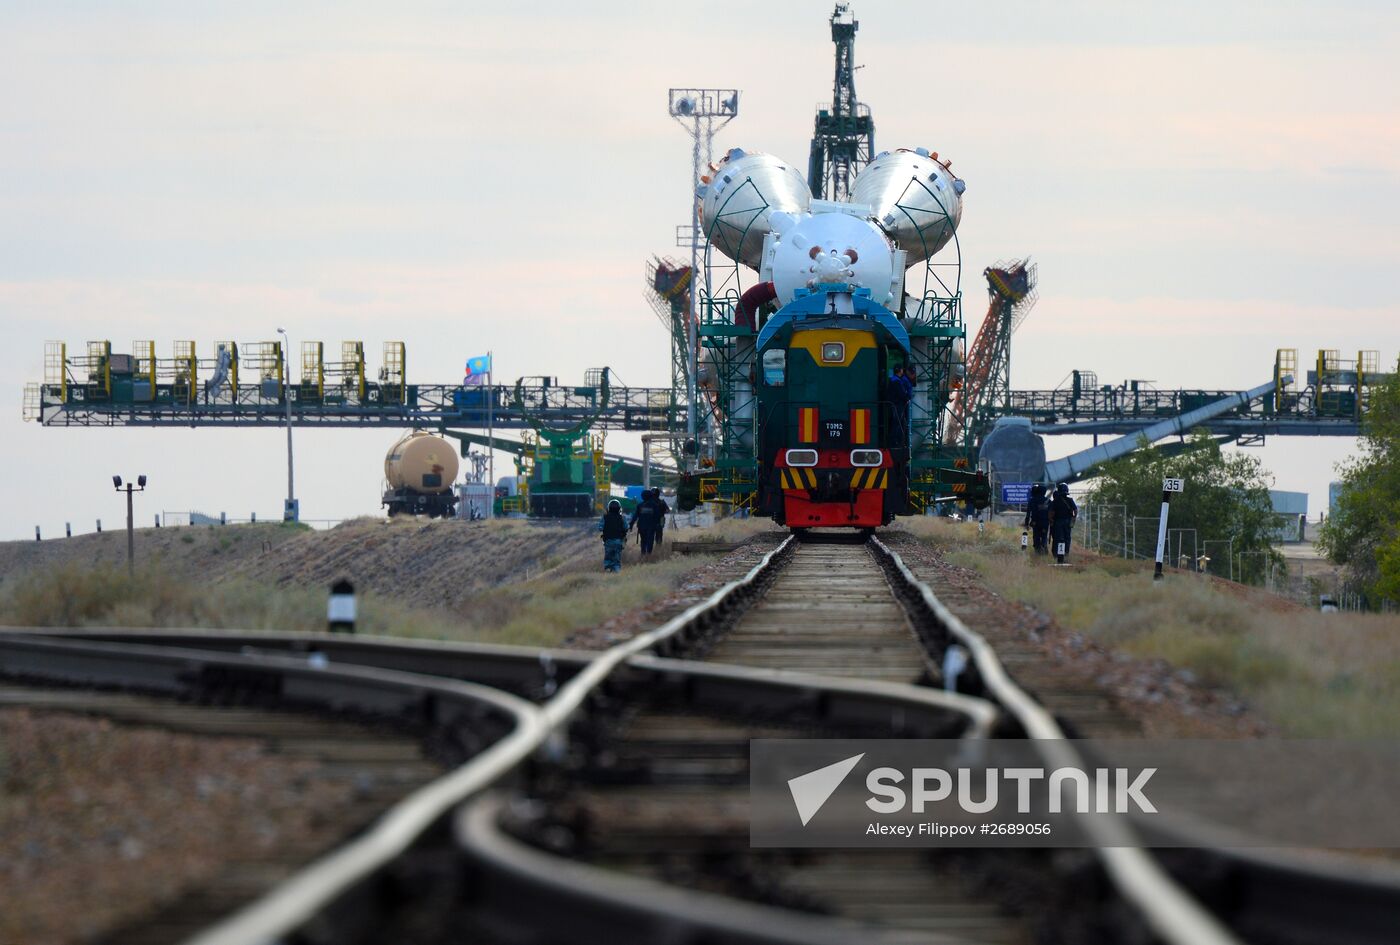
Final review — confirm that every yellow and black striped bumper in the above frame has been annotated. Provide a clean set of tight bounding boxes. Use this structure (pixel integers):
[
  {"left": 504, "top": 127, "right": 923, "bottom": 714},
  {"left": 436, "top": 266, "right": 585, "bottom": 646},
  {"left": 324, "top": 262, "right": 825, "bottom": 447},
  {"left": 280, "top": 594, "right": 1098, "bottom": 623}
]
[
  {"left": 850, "top": 467, "right": 889, "bottom": 489},
  {"left": 778, "top": 468, "right": 889, "bottom": 490},
  {"left": 779, "top": 467, "right": 818, "bottom": 490}
]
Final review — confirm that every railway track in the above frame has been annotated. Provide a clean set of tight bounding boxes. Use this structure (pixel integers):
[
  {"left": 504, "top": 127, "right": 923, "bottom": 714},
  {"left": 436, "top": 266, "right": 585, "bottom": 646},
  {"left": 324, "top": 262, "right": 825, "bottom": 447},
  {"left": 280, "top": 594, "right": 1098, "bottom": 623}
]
[
  {"left": 469, "top": 536, "right": 1029, "bottom": 944},
  {"left": 450, "top": 536, "right": 1234, "bottom": 945},
  {"left": 876, "top": 532, "right": 1141, "bottom": 738},
  {"left": 4, "top": 532, "right": 1400, "bottom": 944},
  {"left": 703, "top": 539, "right": 938, "bottom": 681}
]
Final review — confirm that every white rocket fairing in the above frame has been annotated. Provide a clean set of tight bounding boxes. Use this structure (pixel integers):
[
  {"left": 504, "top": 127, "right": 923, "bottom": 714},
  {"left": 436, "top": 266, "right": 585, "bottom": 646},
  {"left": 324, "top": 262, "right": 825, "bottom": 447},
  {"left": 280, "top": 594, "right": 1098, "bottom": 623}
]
[
  {"left": 697, "top": 145, "right": 964, "bottom": 309},
  {"left": 697, "top": 149, "right": 810, "bottom": 270},
  {"left": 852, "top": 148, "right": 964, "bottom": 266}
]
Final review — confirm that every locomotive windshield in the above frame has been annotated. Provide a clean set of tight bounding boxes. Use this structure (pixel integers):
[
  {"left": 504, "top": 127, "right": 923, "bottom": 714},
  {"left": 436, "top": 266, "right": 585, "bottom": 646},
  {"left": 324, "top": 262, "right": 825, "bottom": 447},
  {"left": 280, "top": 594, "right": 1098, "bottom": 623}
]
[{"left": 762, "top": 349, "right": 786, "bottom": 387}]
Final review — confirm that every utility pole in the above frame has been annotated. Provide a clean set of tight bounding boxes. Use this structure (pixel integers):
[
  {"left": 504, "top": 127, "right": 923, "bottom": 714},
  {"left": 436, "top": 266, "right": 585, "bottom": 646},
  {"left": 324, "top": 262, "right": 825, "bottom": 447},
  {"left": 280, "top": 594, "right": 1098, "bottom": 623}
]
[
  {"left": 112, "top": 474, "right": 147, "bottom": 577},
  {"left": 1154, "top": 477, "right": 1184, "bottom": 581},
  {"left": 277, "top": 327, "right": 297, "bottom": 521}
]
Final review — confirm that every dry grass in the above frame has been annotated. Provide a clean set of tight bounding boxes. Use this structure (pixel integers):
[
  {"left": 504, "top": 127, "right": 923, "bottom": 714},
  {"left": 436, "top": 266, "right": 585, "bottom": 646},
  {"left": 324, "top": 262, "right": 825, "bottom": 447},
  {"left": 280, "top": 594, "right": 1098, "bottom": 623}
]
[
  {"left": 0, "top": 513, "right": 770, "bottom": 651},
  {"left": 0, "top": 544, "right": 720, "bottom": 650},
  {"left": 0, "top": 563, "right": 468, "bottom": 640},
  {"left": 429, "top": 553, "right": 711, "bottom": 647},
  {"left": 899, "top": 517, "right": 1400, "bottom": 736},
  {"left": 673, "top": 514, "right": 783, "bottom": 546}
]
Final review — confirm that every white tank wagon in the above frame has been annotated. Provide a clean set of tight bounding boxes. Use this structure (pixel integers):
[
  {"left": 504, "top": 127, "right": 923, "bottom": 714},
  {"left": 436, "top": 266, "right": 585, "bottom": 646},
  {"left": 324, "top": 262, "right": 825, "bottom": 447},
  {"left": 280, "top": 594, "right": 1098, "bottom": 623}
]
[{"left": 383, "top": 430, "right": 460, "bottom": 518}]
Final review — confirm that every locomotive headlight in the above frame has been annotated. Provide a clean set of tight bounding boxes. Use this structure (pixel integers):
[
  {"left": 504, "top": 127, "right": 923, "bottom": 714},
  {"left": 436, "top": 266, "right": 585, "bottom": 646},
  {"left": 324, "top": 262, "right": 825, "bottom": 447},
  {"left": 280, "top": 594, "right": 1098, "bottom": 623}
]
[
  {"left": 785, "top": 449, "right": 819, "bottom": 467},
  {"left": 850, "top": 449, "right": 882, "bottom": 467},
  {"left": 821, "top": 342, "right": 845, "bottom": 363}
]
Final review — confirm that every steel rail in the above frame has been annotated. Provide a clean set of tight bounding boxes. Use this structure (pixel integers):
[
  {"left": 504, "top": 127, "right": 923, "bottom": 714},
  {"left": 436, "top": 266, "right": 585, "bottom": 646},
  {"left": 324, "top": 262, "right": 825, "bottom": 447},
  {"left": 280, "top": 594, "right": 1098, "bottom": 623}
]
[
  {"left": 3, "top": 627, "right": 998, "bottom": 738},
  {"left": 1136, "top": 812, "right": 1400, "bottom": 945},
  {"left": 166, "top": 537, "right": 796, "bottom": 944},
  {"left": 14, "top": 533, "right": 1357, "bottom": 945},
  {"left": 0, "top": 634, "right": 535, "bottom": 727},
  {"left": 0, "top": 626, "right": 596, "bottom": 698},
  {"left": 457, "top": 792, "right": 905, "bottom": 945},
  {"left": 870, "top": 536, "right": 1242, "bottom": 945},
  {"left": 449, "top": 542, "right": 1012, "bottom": 943},
  {"left": 441, "top": 538, "right": 1023, "bottom": 944},
  {"left": 631, "top": 653, "right": 998, "bottom": 739},
  {"left": 0, "top": 537, "right": 1233, "bottom": 944},
  {"left": 8, "top": 540, "right": 1394, "bottom": 944},
  {"left": 189, "top": 533, "right": 1005, "bottom": 944}
]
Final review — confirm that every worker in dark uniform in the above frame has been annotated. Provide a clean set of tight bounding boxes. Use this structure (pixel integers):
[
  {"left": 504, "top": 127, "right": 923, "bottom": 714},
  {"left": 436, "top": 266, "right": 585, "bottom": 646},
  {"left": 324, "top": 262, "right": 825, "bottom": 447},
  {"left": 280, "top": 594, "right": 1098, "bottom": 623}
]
[
  {"left": 599, "top": 499, "right": 629, "bottom": 572},
  {"left": 651, "top": 489, "right": 672, "bottom": 548},
  {"left": 630, "top": 490, "right": 661, "bottom": 556},
  {"left": 1023, "top": 483, "right": 1050, "bottom": 554},
  {"left": 1048, "top": 482, "right": 1078, "bottom": 564},
  {"left": 899, "top": 367, "right": 917, "bottom": 449},
  {"left": 887, "top": 365, "right": 911, "bottom": 451}
]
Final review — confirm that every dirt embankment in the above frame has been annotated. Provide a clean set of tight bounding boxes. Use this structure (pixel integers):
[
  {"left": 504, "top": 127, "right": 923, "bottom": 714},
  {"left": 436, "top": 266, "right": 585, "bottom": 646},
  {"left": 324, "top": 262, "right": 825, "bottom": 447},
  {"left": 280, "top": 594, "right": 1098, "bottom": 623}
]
[
  {"left": 0, "top": 521, "right": 307, "bottom": 587},
  {"left": 0, "top": 518, "right": 598, "bottom": 614},
  {"left": 224, "top": 518, "right": 597, "bottom": 611}
]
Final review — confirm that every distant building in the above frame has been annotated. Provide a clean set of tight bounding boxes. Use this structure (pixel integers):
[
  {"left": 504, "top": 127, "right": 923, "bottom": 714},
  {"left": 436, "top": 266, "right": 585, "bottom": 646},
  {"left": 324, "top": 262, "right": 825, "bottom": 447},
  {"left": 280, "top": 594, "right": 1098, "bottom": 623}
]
[
  {"left": 1329, "top": 481, "right": 1345, "bottom": 515},
  {"left": 1268, "top": 490, "right": 1308, "bottom": 543}
]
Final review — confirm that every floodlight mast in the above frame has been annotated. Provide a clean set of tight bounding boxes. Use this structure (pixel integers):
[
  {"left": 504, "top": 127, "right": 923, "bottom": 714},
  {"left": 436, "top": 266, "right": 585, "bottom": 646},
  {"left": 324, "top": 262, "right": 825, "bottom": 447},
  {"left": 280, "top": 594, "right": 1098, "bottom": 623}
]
[
  {"left": 113, "top": 474, "right": 147, "bottom": 577},
  {"left": 668, "top": 88, "right": 738, "bottom": 470}
]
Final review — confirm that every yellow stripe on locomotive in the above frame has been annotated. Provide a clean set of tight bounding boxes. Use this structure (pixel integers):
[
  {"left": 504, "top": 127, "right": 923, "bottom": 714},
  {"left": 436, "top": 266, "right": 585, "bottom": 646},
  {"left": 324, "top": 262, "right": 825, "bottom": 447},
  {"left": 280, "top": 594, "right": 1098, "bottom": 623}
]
[{"left": 849, "top": 467, "right": 889, "bottom": 490}]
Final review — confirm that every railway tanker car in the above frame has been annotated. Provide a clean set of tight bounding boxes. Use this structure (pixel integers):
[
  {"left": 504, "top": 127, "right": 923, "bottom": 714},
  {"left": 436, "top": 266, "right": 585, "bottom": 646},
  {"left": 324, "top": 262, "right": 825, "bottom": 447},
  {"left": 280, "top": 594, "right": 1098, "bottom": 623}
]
[{"left": 382, "top": 430, "right": 459, "bottom": 518}]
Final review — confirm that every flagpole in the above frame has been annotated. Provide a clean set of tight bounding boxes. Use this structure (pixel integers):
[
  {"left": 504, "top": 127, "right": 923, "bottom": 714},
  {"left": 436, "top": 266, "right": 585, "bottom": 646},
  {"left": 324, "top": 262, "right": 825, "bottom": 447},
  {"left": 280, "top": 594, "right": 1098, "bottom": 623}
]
[{"left": 486, "top": 351, "right": 494, "bottom": 519}]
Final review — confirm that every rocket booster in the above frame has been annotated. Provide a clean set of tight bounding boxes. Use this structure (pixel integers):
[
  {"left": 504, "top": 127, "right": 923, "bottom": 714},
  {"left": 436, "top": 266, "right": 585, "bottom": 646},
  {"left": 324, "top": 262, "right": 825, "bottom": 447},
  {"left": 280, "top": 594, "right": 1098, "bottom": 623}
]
[{"left": 696, "top": 145, "right": 964, "bottom": 308}]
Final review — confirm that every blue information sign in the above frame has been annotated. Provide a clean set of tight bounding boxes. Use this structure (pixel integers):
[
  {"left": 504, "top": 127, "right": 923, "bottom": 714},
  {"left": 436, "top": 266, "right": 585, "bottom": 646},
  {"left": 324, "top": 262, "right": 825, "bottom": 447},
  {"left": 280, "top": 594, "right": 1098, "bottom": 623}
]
[{"left": 1001, "top": 483, "right": 1033, "bottom": 505}]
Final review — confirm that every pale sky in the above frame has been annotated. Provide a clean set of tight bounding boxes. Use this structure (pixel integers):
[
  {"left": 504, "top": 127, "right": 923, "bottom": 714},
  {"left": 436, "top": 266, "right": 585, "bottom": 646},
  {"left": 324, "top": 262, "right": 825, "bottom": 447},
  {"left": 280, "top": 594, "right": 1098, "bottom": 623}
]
[{"left": 3, "top": 1, "right": 1397, "bottom": 539}]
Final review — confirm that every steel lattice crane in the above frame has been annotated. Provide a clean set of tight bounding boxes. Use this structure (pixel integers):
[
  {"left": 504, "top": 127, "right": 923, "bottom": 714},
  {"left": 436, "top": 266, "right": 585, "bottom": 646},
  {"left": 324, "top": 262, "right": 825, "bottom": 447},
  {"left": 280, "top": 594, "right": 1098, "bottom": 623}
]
[
  {"left": 807, "top": 3, "right": 875, "bottom": 201},
  {"left": 644, "top": 255, "right": 694, "bottom": 462},
  {"left": 946, "top": 260, "right": 1038, "bottom": 447}
]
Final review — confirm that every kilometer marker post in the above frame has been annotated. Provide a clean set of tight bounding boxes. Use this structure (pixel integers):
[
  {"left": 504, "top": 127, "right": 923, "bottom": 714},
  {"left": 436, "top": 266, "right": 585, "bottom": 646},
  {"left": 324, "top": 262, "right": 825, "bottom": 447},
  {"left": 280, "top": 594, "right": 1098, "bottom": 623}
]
[{"left": 1154, "top": 477, "right": 1184, "bottom": 581}]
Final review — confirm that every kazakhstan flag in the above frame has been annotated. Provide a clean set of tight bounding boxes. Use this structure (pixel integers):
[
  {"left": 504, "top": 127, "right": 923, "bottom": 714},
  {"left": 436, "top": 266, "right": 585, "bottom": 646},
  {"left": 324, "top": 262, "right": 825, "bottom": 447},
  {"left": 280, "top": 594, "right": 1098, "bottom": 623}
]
[{"left": 464, "top": 354, "right": 492, "bottom": 386}]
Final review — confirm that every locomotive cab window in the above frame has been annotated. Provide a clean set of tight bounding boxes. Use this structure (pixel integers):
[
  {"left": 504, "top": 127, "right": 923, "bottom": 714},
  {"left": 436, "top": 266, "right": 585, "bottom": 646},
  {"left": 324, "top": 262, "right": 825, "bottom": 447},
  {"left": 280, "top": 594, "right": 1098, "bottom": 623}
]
[
  {"left": 821, "top": 342, "right": 845, "bottom": 363},
  {"left": 762, "top": 349, "right": 786, "bottom": 386}
]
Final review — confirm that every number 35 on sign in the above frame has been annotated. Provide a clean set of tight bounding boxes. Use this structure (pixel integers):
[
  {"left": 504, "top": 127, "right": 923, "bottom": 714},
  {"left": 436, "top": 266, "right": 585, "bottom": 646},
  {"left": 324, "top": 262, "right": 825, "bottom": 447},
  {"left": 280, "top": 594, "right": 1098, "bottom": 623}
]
[{"left": 1162, "top": 478, "right": 1185, "bottom": 493}]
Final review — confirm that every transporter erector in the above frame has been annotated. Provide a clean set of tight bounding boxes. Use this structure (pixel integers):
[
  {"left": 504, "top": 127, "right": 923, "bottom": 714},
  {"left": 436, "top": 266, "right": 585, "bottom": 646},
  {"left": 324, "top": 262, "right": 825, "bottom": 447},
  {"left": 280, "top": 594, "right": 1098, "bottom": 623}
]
[{"left": 692, "top": 146, "right": 985, "bottom": 529}]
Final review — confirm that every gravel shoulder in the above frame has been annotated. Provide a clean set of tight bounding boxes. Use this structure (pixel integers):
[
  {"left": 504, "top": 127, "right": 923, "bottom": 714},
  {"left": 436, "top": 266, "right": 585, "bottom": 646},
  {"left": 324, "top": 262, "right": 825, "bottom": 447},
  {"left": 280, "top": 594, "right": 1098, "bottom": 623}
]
[
  {"left": 881, "top": 530, "right": 1269, "bottom": 738},
  {"left": 0, "top": 691, "right": 438, "bottom": 945}
]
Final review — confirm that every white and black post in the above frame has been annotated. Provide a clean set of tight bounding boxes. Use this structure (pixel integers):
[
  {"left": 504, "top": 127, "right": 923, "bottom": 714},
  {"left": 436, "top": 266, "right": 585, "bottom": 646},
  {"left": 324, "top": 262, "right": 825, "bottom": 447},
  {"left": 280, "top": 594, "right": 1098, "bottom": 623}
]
[
  {"left": 328, "top": 578, "right": 356, "bottom": 634},
  {"left": 1154, "top": 477, "right": 1184, "bottom": 581}
]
